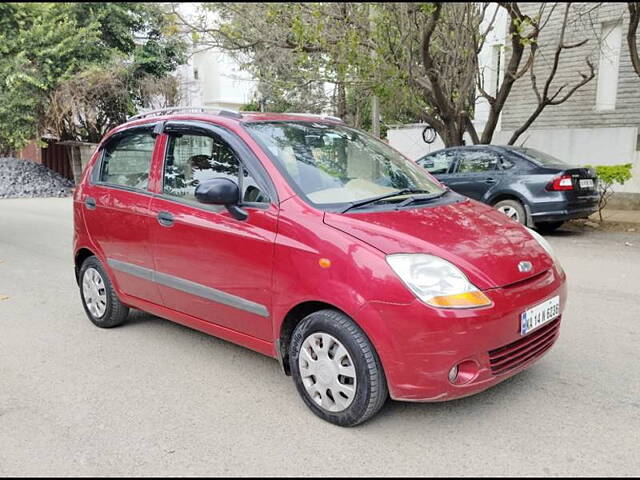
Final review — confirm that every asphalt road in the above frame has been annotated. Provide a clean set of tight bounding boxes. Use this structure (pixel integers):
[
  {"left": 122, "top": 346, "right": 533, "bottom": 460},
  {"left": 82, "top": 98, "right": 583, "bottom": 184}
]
[{"left": 1, "top": 197, "right": 639, "bottom": 477}]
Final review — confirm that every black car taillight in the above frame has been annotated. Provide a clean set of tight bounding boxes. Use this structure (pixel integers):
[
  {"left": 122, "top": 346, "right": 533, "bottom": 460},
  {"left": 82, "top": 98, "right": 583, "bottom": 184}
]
[{"left": 546, "top": 174, "right": 574, "bottom": 191}]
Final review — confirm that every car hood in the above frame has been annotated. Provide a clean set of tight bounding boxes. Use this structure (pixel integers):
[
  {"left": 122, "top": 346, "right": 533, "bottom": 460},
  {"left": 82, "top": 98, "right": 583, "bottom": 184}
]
[{"left": 323, "top": 198, "right": 554, "bottom": 290}]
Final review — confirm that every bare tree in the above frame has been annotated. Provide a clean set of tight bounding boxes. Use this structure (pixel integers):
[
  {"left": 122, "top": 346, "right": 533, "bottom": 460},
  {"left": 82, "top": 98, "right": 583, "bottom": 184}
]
[
  {"left": 477, "top": 3, "right": 596, "bottom": 146},
  {"left": 140, "top": 75, "right": 182, "bottom": 110},
  {"left": 504, "top": 3, "right": 595, "bottom": 145},
  {"left": 46, "top": 67, "right": 134, "bottom": 142}
]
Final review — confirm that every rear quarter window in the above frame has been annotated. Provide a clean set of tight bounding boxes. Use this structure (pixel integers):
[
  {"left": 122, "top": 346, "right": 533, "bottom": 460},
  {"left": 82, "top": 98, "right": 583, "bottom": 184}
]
[{"left": 509, "top": 147, "right": 568, "bottom": 167}]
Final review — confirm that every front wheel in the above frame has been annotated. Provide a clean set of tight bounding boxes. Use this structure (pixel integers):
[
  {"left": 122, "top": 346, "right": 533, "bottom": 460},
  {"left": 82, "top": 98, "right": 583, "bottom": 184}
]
[{"left": 289, "top": 309, "right": 388, "bottom": 427}]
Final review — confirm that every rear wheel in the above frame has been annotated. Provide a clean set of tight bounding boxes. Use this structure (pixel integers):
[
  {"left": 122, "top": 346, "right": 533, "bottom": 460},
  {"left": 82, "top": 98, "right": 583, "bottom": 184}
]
[
  {"left": 535, "top": 221, "right": 564, "bottom": 233},
  {"left": 289, "top": 309, "right": 388, "bottom": 427},
  {"left": 79, "top": 256, "right": 129, "bottom": 328},
  {"left": 494, "top": 199, "right": 526, "bottom": 225}
]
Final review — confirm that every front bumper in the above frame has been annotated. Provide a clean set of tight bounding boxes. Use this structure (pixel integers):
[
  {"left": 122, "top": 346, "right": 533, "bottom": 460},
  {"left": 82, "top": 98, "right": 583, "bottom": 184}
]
[{"left": 359, "top": 266, "right": 567, "bottom": 402}]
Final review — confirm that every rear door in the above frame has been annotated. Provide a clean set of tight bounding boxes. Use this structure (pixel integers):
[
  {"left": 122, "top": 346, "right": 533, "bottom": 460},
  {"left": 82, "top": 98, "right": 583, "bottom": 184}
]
[
  {"left": 81, "top": 126, "right": 163, "bottom": 304},
  {"left": 446, "top": 149, "right": 502, "bottom": 201},
  {"left": 147, "top": 122, "right": 278, "bottom": 341}
]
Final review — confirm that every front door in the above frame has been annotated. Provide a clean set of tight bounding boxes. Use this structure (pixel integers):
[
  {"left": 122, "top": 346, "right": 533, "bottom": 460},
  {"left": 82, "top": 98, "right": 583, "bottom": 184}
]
[
  {"left": 148, "top": 123, "right": 278, "bottom": 341},
  {"left": 417, "top": 150, "right": 457, "bottom": 186}
]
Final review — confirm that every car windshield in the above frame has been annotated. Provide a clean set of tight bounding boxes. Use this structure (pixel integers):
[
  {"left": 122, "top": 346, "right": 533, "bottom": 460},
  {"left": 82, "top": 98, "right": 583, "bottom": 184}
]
[
  {"left": 509, "top": 146, "right": 568, "bottom": 166},
  {"left": 244, "top": 122, "right": 444, "bottom": 209}
]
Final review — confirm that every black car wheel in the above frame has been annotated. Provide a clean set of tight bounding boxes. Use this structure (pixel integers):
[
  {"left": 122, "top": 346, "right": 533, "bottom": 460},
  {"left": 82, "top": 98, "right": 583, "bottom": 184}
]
[
  {"left": 79, "top": 256, "right": 130, "bottom": 328},
  {"left": 535, "top": 221, "right": 564, "bottom": 233},
  {"left": 289, "top": 309, "right": 388, "bottom": 427}
]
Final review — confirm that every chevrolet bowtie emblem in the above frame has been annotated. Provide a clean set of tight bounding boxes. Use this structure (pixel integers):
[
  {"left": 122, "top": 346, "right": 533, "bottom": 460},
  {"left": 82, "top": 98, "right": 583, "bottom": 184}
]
[{"left": 518, "top": 261, "right": 533, "bottom": 273}]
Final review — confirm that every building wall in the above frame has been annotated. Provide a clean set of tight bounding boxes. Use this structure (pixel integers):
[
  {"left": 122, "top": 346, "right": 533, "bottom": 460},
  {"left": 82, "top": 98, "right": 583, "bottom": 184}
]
[
  {"left": 501, "top": 2, "right": 640, "bottom": 130},
  {"left": 16, "top": 140, "right": 42, "bottom": 164},
  {"left": 388, "top": 123, "right": 640, "bottom": 195}
]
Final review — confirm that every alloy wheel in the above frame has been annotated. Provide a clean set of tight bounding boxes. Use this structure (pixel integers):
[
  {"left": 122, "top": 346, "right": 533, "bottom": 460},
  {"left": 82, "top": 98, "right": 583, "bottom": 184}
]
[{"left": 497, "top": 205, "right": 521, "bottom": 222}]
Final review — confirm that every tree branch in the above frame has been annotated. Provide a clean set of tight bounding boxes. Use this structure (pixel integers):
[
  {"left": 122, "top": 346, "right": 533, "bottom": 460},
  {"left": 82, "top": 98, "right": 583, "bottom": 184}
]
[{"left": 628, "top": 2, "right": 640, "bottom": 77}]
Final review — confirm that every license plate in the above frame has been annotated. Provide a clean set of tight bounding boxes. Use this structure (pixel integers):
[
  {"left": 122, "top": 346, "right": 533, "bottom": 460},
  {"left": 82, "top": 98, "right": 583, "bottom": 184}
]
[
  {"left": 579, "top": 179, "right": 594, "bottom": 189},
  {"left": 520, "top": 296, "right": 560, "bottom": 336}
]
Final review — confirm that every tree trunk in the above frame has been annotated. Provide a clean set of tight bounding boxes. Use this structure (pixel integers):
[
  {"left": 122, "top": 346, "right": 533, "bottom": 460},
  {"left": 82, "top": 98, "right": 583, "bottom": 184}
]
[
  {"left": 438, "top": 120, "right": 465, "bottom": 147},
  {"left": 336, "top": 82, "right": 347, "bottom": 120},
  {"left": 628, "top": 3, "right": 640, "bottom": 77}
]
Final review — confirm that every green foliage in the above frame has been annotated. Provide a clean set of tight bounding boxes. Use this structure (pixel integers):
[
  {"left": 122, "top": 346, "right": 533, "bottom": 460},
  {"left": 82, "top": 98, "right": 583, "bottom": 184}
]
[
  {"left": 202, "top": 3, "right": 427, "bottom": 132},
  {"left": 0, "top": 2, "right": 186, "bottom": 154},
  {"left": 587, "top": 163, "right": 633, "bottom": 221},
  {"left": 200, "top": 2, "right": 478, "bottom": 141},
  {"left": 594, "top": 163, "right": 633, "bottom": 186}
]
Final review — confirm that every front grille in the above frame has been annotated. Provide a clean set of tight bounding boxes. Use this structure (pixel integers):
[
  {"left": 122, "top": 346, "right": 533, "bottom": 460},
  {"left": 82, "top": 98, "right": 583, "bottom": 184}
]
[{"left": 488, "top": 318, "right": 561, "bottom": 376}]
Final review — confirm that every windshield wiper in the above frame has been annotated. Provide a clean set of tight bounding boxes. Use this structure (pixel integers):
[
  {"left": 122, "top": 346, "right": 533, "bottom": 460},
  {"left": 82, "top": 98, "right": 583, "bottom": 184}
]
[
  {"left": 395, "top": 189, "right": 448, "bottom": 209},
  {"left": 340, "top": 188, "right": 432, "bottom": 213}
]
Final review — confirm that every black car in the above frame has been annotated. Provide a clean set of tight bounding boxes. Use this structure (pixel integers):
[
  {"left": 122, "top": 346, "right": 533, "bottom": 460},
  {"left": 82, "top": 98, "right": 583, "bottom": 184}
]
[{"left": 416, "top": 145, "right": 600, "bottom": 232}]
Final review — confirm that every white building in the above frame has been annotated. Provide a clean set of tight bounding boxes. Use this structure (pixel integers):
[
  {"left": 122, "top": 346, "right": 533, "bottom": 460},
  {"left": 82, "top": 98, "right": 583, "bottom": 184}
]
[{"left": 173, "top": 3, "right": 257, "bottom": 111}]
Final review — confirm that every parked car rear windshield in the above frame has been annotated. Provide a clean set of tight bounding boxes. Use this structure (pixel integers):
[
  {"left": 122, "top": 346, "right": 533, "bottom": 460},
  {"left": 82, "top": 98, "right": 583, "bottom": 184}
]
[
  {"left": 508, "top": 146, "right": 569, "bottom": 166},
  {"left": 244, "top": 122, "right": 444, "bottom": 209}
]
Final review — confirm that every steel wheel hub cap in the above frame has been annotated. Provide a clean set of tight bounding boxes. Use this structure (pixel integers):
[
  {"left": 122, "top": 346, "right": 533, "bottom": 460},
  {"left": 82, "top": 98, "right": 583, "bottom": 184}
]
[
  {"left": 498, "top": 205, "right": 520, "bottom": 222},
  {"left": 82, "top": 267, "right": 107, "bottom": 318},
  {"left": 298, "top": 332, "right": 357, "bottom": 412}
]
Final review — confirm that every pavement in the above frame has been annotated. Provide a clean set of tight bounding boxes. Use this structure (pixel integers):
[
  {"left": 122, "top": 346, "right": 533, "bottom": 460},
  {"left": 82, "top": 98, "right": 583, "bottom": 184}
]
[
  {"left": 590, "top": 208, "right": 640, "bottom": 225},
  {"left": 1, "top": 197, "right": 639, "bottom": 477}
]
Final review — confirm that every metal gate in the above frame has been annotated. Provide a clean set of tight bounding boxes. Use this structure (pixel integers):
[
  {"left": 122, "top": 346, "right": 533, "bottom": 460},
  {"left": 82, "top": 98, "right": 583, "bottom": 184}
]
[{"left": 42, "top": 142, "right": 73, "bottom": 181}]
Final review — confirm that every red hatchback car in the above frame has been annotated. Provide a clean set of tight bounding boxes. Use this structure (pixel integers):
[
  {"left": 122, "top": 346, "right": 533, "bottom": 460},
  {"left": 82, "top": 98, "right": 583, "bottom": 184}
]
[{"left": 73, "top": 108, "right": 567, "bottom": 426}]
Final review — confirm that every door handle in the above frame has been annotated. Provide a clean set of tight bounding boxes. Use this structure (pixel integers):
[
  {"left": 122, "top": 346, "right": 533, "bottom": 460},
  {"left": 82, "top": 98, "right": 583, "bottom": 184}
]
[
  {"left": 484, "top": 177, "right": 498, "bottom": 184},
  {"left": 157, "top": 211, "right": 175, "bottom": 227},
  {"left": 85, "top": 197, "right": 96, "bottom": 210}
]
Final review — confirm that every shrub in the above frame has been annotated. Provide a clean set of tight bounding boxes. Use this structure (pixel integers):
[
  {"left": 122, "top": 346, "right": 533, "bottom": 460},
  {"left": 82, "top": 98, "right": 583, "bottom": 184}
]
[{"left": 589, "top": 164, "right": 633, "bottom": 222}]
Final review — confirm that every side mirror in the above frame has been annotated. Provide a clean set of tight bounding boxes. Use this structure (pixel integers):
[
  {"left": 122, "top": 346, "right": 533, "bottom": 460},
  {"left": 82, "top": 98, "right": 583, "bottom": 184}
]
[{"left": 194, "top": 178, "right": 248, "bottom": 221}]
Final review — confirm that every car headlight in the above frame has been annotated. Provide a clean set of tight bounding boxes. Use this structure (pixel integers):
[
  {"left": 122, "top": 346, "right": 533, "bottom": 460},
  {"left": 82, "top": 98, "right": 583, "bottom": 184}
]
[
  {"left": 526, "top": 227, "right": 565, "bottom": 275},
  {"left": 386, "top": 254, "right": 492, "bottom": 309}
]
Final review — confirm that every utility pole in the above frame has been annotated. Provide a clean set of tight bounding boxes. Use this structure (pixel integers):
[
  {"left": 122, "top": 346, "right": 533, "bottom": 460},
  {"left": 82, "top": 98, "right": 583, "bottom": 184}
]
[{"left": 371, "top": 96, "right": 380, "bottom": 138}]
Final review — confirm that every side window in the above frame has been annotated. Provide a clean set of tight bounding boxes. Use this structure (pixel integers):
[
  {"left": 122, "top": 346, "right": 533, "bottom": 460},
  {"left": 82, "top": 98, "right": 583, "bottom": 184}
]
[
  {"left": 499, "top": 156, "right": 515, "bottom": 170},
  {"left": 100, "top": 132, "right": 155, "bottom": 189},
  {"left": 457, "top": 151, "right": 499, "bottom": 173},
  {"left": 418, "top": 152, "right": 454, "bottom": 174},
  {"left": 163, "top": 133, "right": 269, "bottom": 204}
]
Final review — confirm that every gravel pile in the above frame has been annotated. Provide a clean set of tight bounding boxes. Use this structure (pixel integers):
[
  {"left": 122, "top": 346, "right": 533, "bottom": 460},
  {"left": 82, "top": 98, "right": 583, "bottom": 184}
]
[{"left": 0, "top": 157, "right": 74, "bottom": 199}]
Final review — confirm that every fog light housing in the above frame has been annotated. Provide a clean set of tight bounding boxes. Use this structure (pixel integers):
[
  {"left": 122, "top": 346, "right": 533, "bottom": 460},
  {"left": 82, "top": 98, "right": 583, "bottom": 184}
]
[
  {"left": 448, "top": 365, "right": 459, "bottom": 383},
  {"left": 448, "top": 360, "right": 480, "bottom": 385}
]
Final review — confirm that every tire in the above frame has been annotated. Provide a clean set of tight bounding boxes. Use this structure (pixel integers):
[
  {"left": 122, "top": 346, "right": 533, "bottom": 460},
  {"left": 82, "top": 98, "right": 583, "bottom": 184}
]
[
  {"left": 494, "top": 199, "right": 526, "bottom": 225},
  {"left": 79, "top": 256, "right": 129, "bottom": 328},
  {"left": 289, "top": 309, "right": 388, "bottom": 427},
  {"left": 535, "top": 221, "right": 564, "bottom": 233}
]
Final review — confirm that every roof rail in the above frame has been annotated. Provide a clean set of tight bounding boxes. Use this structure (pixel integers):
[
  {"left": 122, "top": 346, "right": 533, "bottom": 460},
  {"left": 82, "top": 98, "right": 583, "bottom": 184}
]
[
  {"left": 127, "top": 107, "right": 344, "bottom": 123},
  {"left": 273, "top": 112, "right": 344, "bottom": 123},
  {"left": 128, "top": 106, "right": 242, "bottom": 121}
]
